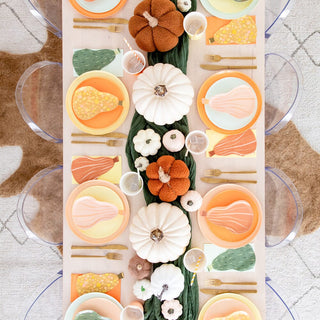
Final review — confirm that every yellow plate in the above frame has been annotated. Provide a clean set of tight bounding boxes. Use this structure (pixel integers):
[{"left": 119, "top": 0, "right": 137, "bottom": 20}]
[
  {"left": 66, "top": 71, "right": 129, "bottom": 135},
  {"left": 198, "top": 293, "right": 262, "bottom": 320},
  {"left": 66, "top": 180, "right": 130, "bottom": 244}
]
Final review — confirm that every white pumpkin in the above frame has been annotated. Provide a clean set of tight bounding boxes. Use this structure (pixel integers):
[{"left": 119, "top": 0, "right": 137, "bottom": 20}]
[
  {"left": 177, "top": 0, "right": 192, "bottom": 12},
  {"left": 161, "top": 300, "right": 183, "bottom": 320},
  {"left": 162, "top": 130, "right": 185, "bottom": 152},
  {"left": 129, "top": 203, "right": 191, "bottom": 263},
  {"left": 132, "top": 63, "right": 194, "bottom": 125},
  {"left": 151, "top": 264, "right": 184, "bottom": 301},
  {"left": 134, "top": 156, "right": 149, "bottom": 172},
  {"left": 180, "top": 190, "right": 203, "bottom": 212},
  {"left": 133, "top": 129, "right": 161, "bottom": 157},
  {"left": 133, "top": 279, "right": 153, "bottom": 301}
]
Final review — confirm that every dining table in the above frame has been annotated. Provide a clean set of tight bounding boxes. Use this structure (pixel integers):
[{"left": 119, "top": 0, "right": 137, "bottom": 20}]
[{"left": 62, "top": 0, "right": 266, "bottom": 318}]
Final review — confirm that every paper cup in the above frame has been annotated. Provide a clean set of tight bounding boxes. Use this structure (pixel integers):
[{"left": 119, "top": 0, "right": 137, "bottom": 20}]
[
  {"left": 119, "top": 171, "right": 143, "bottom": 196},
  {"left": 183, "top": 248, "right": 207, "bottom": 273},
  {"left": 183, "top": 12, "right": 207, "bottom": 40},
  {"left": 185, "top": 130, "right": 209, "bottom": 156},
  {"left": 122, "top": 50, "right": 146, "bottom": 75},
  {"left": 121, "top": 301, "right": 144, "bottom": 320}
]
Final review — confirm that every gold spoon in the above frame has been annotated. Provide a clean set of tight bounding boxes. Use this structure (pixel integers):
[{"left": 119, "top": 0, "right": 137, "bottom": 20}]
[
  {"left": 205, "top": 169, "right": 257, "bottom": 177},
  {"left": 205, "top": 54, "right": 256, "bottom": 62}
]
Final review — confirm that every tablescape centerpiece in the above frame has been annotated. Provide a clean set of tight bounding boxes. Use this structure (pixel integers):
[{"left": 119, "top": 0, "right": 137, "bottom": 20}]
[{"left": 125, "top": 1, "right": 199, "bottom": 319}]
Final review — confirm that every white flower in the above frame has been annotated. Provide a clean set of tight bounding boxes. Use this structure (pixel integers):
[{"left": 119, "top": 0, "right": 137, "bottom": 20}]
[{"left": 161, "top": 300, "right": 183, "bottom": 320}]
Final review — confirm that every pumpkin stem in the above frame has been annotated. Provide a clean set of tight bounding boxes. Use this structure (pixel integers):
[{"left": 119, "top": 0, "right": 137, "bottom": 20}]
[
  {"left": 154, "top": 85, "right": 167, "bottom": 97},
  {"left": 170, "top": 134, "right": 177, "bottom": 140},
  {"left": 158, "top": 284, "right": 169, "bottom": 300},
  {"left": 158, "top": 166, "right": 170, "bottom": 184},
  {"left": 150, "top": 228, "right": 164, "bottom": 242},
  {"left": 143, "top": 11, "right": 158, "bottom": 28}
]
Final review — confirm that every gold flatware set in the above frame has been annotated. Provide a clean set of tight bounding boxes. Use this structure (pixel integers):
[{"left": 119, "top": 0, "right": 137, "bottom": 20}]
[
  {"left": 71, "top": 132, "right": 127, "bottom": 147},
  {"left": 73, "top": 17, "right": 128, "bottom": 33},
  {"left": 202, "top": 54, "right": 257, "bottom": 70},
  {"left": 71, "top": 244, "right": 128, "bottom": 260}
]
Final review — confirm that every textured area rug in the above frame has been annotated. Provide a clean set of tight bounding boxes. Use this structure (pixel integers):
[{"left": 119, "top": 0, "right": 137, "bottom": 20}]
[{"left": 0, "top": 1, "right": 319, "bottom": 319}]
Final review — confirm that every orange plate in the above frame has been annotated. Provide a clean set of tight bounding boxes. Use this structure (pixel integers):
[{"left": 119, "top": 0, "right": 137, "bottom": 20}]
[
  {"left": 197, "top": 184, "right": 262, "bottom": 248},
  {"left": 197, "top": 71, "right": 262, "bottom": 135},
  {"left": 66, "top": 71, "right": 129, "bottom": 135},
  {"left": 66, "top": 180, "right": 130, "bottom": 244},
  {"left": 69, "top": 0, "right": 126, "bottom": 18},
  {"left": 198, "top": 293, "right": 262, "bottom": 320}
]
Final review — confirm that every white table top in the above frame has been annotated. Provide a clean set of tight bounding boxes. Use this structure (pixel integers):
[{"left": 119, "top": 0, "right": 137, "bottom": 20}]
[{"left": 63, "top": 0, "right": 265, "bottom": 317}]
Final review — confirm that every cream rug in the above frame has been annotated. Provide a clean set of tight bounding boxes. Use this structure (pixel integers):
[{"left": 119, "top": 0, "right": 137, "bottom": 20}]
[{"left": 0, "top": 1, "right": 319, "bottom": 319}]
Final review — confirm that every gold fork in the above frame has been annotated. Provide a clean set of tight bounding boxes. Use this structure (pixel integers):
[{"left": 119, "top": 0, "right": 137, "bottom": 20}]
[
  {"left": 73, "top": 25, "right": 122, "bottom": 33},
  {"left": 73, "top": 18, "right": 128, "bottom": 24},
  {"left": 71, "top": 252, "right": 123, "bottom": 260},
  {"left": 206, "top": 279, "right": 257, "bottom": 286},
  {"left": 205, "top": 169, "right": 257, "bottom": 177},
  {"left": 71, "top": 132, "right": 127, "bottom": 139},
  {"left": 205, "top": 54, "right": 256, "bottom": 62},
  {"left": 71, "top": 140, "right": 123, "bottom": 147}
]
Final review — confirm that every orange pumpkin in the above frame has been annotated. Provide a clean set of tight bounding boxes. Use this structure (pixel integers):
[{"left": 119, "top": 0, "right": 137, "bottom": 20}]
[
  {"left": 128, "top": 0, "right": 184, "bottom": 52},
  {"left": 146, "top": 155, "right": 190, "bottom": 202}
]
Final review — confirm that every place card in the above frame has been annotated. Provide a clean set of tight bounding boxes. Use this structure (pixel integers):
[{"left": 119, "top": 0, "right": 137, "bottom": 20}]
[
  {"left": 73, "top": 48, "right": 123, "bottom": 77},
  {"left": 204, "top": 243, "right": 256, "bottom": 272},
  {"left": 206, "top": 129, "right": 257, "bottom": 158},
  {"left": 206, "top": 15, "right": 256, "bottom": 45},
  {"left": 71, "top": 155, "right": 122, "bottom": 184}
]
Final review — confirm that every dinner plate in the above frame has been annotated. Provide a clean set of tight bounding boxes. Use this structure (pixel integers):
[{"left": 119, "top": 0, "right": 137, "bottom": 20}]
[
  {"left": 200, "top": 0, "right": 260, "bottom": 20},
  {"left": 66, "top": 180, "right": 130, "bottom": 244},
  {"left": 197, "top": 184, "right": 262, "bottom": 248},
  {"left": 198, "top": 293, "right": 262, "bottom": 320},
  {"left": 69, "top": 0, "right": 126, "bottom": 18},
  {"left": 197, "top": 71, "right": 262, "bottom": 134},
  {"left": 75, "top": 0, "right": 120, "bottom": 14},
  {"left": 66, "top": 71, "right": 129, "bottom": 135},
  {"left": 64, "top": 292, "right": 123, "bottom": 320}
]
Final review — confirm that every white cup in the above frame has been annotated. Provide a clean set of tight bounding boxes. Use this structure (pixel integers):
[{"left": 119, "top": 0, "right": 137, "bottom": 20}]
[
  {"left": 183, "top": 12, "right": 207, "bottom": 40},
  {"left": 119, "top": 171, "right": 143, "bottom": 196},
  {"left": 185, "top": 130, "right": 209, "bottom": 156},
  {"left": 121, "top": 301, "right": 144, "bottom": 320},
  {"left": 183, "top": 248, "right": 207, "bottom": 273},
  {"left": 122, "top": 50, "right": 146, "bottom": 75}
]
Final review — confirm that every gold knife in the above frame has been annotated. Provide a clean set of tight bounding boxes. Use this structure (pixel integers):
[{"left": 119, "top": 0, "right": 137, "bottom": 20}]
[
  {"left": 72, "top": 244, "right": 128, "bottom": 250},
  {"left": 73, "top": 18, "right": 129, "bottom": 24},
  {"left": 71, "top": 132, "right": 127, "bottom": 139},
  {"left": 200, "top": 64, "right": 257, "bottom": 71},
  {"left": 201, "top": 288, "right": 257, "bottom": 295},
  {"left": 201, "top": 177, "right": 257, "bottom": 184}
]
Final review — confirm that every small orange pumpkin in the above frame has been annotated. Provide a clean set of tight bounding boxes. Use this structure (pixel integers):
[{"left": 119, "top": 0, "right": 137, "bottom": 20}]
[
  {"left": 146, "top": 155, "right": 190, "bottom": 202},
  {"left": 128, "top": 0, "right": 184, "bottom": 52}
]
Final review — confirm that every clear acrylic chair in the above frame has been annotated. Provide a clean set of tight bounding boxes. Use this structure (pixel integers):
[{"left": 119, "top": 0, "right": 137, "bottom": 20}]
[
  {"left": 23, "top": 270, "right": 63, "bottom": 320},
  {"left": 265, "top": 53, "right": 303, "bottom": 135},
  {"left": 17, "top": 165, "right": 63, "bottom": 246},
  {"left": 24, "top": 0, "right": 62, "bottom": 38},
  {"left": 266, "top": 276, "right": 300, "bottom": 319},
  {"left": 265, "top": 0, "right": 295, "bottom": 39},
  {"left": 15, "top": 61, "right": 63, "bottom": 143},
  {"left": 265, "top": 167, "right": 303, "bottom": 248}
]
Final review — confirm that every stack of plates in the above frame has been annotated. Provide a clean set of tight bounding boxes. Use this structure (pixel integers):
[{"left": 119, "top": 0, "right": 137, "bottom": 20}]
[{"left": 69, "top": 0, "right": 127, "bottom": 18}]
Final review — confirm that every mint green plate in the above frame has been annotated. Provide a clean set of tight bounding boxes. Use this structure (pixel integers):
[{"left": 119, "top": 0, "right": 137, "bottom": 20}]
[{"left": 200, "top": 0, "right": 260, "bottom": 19}]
